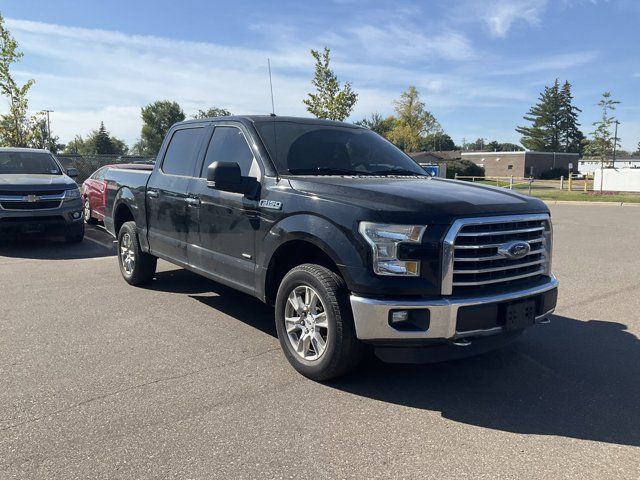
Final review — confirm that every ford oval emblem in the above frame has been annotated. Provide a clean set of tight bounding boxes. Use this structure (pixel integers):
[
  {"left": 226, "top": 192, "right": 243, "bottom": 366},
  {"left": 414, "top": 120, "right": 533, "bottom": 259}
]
[{"left": 498, "top": 240, "right": 531, "bottom": 260}]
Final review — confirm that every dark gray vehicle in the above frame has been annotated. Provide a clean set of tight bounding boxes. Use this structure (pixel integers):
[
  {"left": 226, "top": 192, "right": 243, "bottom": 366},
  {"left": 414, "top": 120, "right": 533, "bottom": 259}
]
[
  {"left": 104, "top": 116, "right": 558, "bottom": 380},
  {"left": 0, "top": 148, "right": 84, "bottom": 242}
]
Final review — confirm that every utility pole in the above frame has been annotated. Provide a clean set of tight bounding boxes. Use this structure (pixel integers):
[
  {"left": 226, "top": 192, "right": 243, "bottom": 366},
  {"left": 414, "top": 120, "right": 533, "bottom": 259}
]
[
  {"left": 42, "top": 109, "right": 54, "bottom": 145},
  {"left": 612, "top": 120, "right": 619, "bottom": 166}
]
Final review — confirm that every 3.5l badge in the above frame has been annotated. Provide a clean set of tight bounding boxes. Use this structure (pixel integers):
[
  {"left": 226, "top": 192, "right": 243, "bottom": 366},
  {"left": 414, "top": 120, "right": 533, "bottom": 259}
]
[{"left": 259, "top": 200, "right": 283, "bottom": 210}]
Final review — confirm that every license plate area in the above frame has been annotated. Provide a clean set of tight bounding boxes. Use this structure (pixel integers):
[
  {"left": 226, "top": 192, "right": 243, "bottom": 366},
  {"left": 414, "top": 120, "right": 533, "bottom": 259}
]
[{"left": 504, "top": 300, "right": 536, "bottom": 331}]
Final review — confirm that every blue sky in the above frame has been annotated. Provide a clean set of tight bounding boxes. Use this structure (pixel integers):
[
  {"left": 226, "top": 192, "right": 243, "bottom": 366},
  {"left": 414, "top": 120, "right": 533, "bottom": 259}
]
[{"left": 1, "top": 0, "right": 639, "bottom": 150}]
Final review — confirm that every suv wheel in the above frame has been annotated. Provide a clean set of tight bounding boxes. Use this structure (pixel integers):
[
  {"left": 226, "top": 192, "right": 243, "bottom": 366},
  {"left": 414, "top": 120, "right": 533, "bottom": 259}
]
[
  {"left": 275, "top": 264, "right": 364, "bottom": 381},
  {"left": 117, "top": 221, "right": 157, "bottom": 285}
]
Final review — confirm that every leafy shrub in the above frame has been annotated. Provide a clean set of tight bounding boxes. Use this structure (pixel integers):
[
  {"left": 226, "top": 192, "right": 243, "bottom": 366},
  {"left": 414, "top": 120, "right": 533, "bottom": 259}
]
[
  {"left": 539, "top": 168, "right": 569, "bottom": 180},
  {"left": 446, "top": 160, "right": 485, "bottom": 179}
]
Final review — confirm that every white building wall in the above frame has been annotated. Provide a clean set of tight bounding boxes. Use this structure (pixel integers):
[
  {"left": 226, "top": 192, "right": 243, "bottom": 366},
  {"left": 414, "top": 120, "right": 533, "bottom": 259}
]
[
  {"left": 594, "top": 168, "right": 640, "bottom": 192},
  {"left": 579, "top": 159, "right": 640, "bottom": 174}
]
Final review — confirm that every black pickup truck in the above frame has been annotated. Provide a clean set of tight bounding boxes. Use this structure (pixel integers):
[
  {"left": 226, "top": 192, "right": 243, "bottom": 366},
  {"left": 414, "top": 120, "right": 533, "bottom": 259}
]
[{"left": 104, "top": 116, "right": 557, "bottom": 380}]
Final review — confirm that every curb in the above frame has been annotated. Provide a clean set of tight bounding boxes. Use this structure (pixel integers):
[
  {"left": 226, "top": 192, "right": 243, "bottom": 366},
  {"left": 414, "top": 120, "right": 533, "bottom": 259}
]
[{"left": 544, "top": 200, "right": 640, "bottom": 207}]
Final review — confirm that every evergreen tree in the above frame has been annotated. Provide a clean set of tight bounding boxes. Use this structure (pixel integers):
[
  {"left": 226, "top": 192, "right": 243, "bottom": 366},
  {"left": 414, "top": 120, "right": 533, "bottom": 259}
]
[
  {"left": 303, "top": 47, "right": 358, "bottom": 121},
  {"left": 516, "top": 79, "right": 562, "bottom": 152},
  {"left": 558, "top": 81, "right": 584, "bottom": 153},
  {"left": 63, "top": 122, "right": 127, "bottom": 155}
]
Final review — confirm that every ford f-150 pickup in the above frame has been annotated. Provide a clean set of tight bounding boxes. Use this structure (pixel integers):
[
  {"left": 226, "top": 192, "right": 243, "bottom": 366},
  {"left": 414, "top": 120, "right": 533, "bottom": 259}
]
[{"left": 104, "top": 116, "right": 558, "bottom": 380}]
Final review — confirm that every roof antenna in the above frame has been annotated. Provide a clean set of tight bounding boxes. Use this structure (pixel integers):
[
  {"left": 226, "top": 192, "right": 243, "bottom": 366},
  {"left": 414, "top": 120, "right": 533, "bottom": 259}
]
[
  {"left": 267, "top": 58, "right": 279, "bottom": 180},
  {"left": 268, "top": 58, "right": 276, "bottom": 116}
]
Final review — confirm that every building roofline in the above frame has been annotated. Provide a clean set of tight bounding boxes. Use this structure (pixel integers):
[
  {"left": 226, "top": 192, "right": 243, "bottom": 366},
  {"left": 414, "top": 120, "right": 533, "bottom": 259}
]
[{"left": 461, "top": 151, "right": 578, "bottom": 156}]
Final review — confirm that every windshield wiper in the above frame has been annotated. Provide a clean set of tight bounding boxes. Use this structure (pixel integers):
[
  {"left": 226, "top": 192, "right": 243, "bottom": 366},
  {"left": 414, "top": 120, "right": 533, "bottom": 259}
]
[
  {"left": 372, "top": 168, "right": 428, "bottom": 176},
  {"left": 288, "top": 167, "right": 367, "bottom": 176}
]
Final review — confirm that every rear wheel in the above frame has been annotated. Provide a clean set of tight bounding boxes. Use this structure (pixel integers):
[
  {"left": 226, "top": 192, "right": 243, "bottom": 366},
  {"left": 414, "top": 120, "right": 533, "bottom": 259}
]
[
  {"left": 117, "top": 221, "right": 157, "bottom": 285},
  {"left": 83, "top": 199, "right": 98, "bottom": 224},
  {"left": 275, "top": 264, "right": 364, "bottom": 381}
]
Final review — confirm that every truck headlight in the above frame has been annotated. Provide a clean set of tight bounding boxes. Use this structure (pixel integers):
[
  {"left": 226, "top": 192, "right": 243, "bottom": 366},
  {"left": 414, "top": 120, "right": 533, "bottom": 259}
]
[
  {"left": 359, "top": 222, "right": 426, "bottom": 277},
  {"left": 64, "top": 187, "right": 81, "bottom": 201}
]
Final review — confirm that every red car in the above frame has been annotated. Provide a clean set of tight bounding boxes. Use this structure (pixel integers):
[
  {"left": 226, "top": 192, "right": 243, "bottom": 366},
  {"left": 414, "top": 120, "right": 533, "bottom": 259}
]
[{"left": 82, "top": 164, "right": 153, "bottom": 224}]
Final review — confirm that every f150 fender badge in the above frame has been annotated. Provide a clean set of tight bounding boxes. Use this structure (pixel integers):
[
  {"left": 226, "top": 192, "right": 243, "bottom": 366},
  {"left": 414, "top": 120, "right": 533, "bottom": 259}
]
[{"left": 259, "top": 200, "right": 282, "bottom": 210}]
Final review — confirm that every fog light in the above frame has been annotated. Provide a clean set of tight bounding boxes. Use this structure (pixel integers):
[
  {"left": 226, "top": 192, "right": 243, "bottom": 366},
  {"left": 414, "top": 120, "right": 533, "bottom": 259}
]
[
  {"left": 388, "top": 309, "right": 431, "bottom": 332},
  {"left": 390, "top": 310, "right": 409, "bottom": 324},
  {"left": 72, "top": 211, "right": 81, "bottom": 219}
]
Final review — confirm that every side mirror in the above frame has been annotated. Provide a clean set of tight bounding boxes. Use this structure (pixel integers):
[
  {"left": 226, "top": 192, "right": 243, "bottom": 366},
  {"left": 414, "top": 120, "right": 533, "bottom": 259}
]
[
  {"left": 67, "top": 167, "right": 79, "bottom": 178},
  {"left": 206, "top": 161, "right": 244, "bottom": 193}
]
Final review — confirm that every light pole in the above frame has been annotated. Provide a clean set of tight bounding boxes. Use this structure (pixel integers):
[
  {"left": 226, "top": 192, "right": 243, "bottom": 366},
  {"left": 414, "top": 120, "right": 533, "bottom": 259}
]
[
  {"left": 612, "top": 120, "right": 619, "bottom": 166},
  {"left": 42, "top": 109, "right": 54, "bottom": 145}
]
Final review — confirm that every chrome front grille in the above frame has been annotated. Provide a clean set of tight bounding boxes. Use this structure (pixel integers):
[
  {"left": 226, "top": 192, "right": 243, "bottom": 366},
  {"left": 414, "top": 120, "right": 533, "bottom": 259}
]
[
  {"left": 442, "top": 214, "right": 552, "bottom": 295},
  {"left": 0, "top": 191, "right": 65, "bottom": 211}
]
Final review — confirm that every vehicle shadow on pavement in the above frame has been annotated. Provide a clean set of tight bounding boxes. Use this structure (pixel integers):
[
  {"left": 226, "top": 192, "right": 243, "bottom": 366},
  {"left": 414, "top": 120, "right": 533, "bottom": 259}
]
[
  {"left": 0, "top": 228, "right": 114, "bottom": 260},
  {"left": 150, "top": 268, "right": 277, "bottom": 337},
  {"left": 332, "top": 314, "right": 640, "bottom": 448}
]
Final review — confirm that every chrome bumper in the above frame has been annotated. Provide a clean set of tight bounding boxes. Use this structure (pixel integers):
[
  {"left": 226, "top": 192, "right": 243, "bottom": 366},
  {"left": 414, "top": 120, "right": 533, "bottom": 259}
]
[{"left": 350, "top": 275, "right": 558, "bottom": 341}]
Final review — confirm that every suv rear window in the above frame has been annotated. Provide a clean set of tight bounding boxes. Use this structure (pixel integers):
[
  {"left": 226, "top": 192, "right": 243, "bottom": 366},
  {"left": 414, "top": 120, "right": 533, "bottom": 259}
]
[{"left": 161, "top": 127, "right": 205, "bottom": 177}]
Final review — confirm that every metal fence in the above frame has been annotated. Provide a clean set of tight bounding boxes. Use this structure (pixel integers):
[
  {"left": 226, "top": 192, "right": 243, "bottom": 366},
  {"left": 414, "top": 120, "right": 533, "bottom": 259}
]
[
  {"left": 56, "top": 154, "right": 155, "bottom": 183},
  {"left": 454, "top": 174, "right": 594, "bottom": 195}
]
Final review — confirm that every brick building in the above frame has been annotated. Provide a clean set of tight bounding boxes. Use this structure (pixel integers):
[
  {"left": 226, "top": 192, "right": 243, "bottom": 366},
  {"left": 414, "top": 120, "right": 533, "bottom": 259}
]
[{"left": 461, "top": 151, "right": 579, "bottom": 178}]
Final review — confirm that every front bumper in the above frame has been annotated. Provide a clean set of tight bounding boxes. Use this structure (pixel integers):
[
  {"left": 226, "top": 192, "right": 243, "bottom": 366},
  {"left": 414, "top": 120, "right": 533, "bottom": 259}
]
[
  {"left": 350, "top": 275, "right": 558, "bottom": 342},
  {"left": 0, "top": 199, "right": 84, "bottom": 236}
]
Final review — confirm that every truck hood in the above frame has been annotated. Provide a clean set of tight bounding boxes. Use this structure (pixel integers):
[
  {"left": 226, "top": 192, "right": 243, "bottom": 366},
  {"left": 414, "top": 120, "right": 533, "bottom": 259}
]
[
  {"left": 288, "top": 176, "right": 548, "bottom": 224},
  {"left": 0, "top": 174, "right": 77, "bottom": 191}
]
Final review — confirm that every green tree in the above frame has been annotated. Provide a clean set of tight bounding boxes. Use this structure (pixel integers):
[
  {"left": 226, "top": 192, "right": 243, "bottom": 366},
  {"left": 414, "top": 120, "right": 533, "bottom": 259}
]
[
  {"left": 496, "top": 142, "right": 524, "bottom": 152},
  {"left": 303, "top": 47, "right": 358, "bottom": 121},
  {"left": 193, "top": 107, "right": 231, "bottom": 119},
  {"left": 29, "top": 112, "right": 63, "bottom": 153},
  {"left": 0, "top": 13, "right": 35, "bottom": 147},
  {"left": 516, "top": 79, "right": 562, "bottom": 152},
  {"left": 586, "top": 91, "right": 620, "bottom": 162},
  {"left": 635, "top": 141, "right": 640, "bottom": 156},
  {"left": 558, "top": 81, "right": 584, "bottom": 153},
  {"left": 63, "top": 122, "right": 127, "bottom": 155},
  {"left": 138, "top": 100, "right": 185, "bottom": 155},
  {"left": 387, "top": 86, "right": 440, "bottom": 152},
  {"left": 419, "top": 132, "right": 457, "bottom": 151},
  {"left": 355, "top": 113, "right": 396, "bottom": 137}
]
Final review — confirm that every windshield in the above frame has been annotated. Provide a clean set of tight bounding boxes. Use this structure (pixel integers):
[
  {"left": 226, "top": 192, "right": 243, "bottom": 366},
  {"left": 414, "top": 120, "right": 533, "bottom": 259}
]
[
  {"left": 255, "top": 121, "right": 426, "bottom": 176},
  {"left": 0, "top": 151, "right": 62, "bottom": 175}
]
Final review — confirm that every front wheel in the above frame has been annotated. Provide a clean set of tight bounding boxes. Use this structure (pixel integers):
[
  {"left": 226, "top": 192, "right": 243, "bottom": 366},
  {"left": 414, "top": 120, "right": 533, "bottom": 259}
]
[
  {"left": 275, "top": 264, "right": 364, "bottom": 381},
  {"left": 117, "top": 221, "right": 157, "bottom": 286}
]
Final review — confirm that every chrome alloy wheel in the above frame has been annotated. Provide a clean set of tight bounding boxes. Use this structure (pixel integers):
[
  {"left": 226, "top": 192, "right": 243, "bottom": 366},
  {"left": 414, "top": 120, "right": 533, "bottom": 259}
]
[
  {"left": 284, "top": 285, "right": 329, "bottom": 361},
  {"left": 120, "top": 232, "right": 135, "bottom": 275}
]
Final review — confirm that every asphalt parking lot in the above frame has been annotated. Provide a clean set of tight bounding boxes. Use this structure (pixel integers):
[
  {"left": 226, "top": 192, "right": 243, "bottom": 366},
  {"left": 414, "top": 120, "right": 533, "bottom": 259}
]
[{"left": 1, "top": 204, "right": 639, "bottom": 479}]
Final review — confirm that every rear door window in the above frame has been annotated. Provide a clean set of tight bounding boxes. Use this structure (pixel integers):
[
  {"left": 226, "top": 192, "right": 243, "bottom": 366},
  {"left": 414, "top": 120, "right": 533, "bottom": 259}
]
[{"left": 162, "top": 127, "right": 205, "bottom": 177}]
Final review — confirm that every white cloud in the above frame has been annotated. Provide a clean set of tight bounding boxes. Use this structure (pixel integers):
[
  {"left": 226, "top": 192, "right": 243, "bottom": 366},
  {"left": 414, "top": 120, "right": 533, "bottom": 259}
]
[
  {"left": 479, "top": 0, "right": 548, "bottom": 38},
  {"left": 492, "top": 51, "right": 598, "bottom": 75},
  {"left": 347, "top": 25, "right": 475, "bottom": 61}
]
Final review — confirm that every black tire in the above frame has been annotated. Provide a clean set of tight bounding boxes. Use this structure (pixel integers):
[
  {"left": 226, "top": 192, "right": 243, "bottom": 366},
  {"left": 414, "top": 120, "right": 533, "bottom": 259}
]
[
  {"left": 275, "top": 264, "right": 364, "bottom": 381},
  {"left": 65, "top": 223, "right": 85, "bottom": 243},
  {"left": 117, "top": 221, "right": 157, "bottom": 286},
  {"left": 83, "top": 199, "right": 98, "bottom": 225}
]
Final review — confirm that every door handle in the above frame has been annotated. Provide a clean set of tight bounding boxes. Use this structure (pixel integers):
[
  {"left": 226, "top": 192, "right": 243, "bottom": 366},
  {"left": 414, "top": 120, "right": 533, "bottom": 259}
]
[
  {"left": 185, "top": 197, "right": 200, "bottom": 206},
  {"left": 147, "top": 190, "right": 159, "bottom": 198}
]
